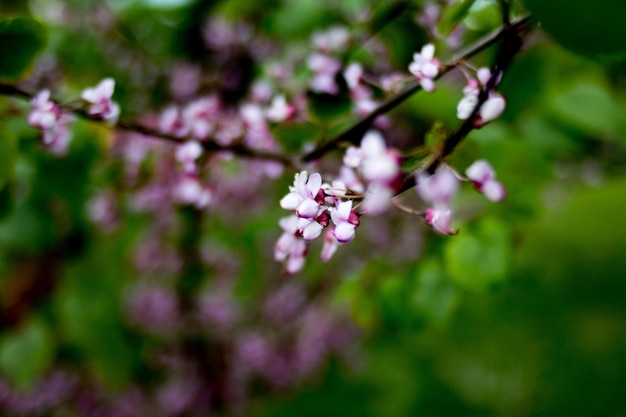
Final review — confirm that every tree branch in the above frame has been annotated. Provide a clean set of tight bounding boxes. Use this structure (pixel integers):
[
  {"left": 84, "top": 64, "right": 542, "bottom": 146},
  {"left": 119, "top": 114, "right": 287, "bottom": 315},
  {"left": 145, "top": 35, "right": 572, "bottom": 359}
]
[
  {"left": 301, "top": 15, "right": 531, "bottom": 163},
  {"left": 0, "top": 84, "right": 295, "bottom": 167},
  {"left": 399, "top": 14, "right": 531, "bottom": 194}
]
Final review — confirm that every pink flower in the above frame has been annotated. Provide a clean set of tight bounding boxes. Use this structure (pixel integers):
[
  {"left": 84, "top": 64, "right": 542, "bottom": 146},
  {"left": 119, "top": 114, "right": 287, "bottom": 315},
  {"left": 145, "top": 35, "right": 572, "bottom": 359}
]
[
  {"left": 361, "top": 182, "right": 394, "bottom": 216},
  {"left": 173, "top": 175, "right": 212, "bottom": 209},
  {"left": 321, "top": 228, "right": 338, "bottom": 262},
  {"left": 360, "top": 131, "right": 401, "bottom": 184},
  {"left": 265, "top": 95, "right": 295, "bottom": 122},
  {"left": 307, "top": 53, "right": 341, "bottom": 94},
  {"left": 29, "top": 90, "right": 59, "bottom": 130},
  {"left": 466, "top": 159, "right": 506, "bottom": 202},
  {"left": 417, "top": 166, "right": 460, "bottom": 234},
  {"left": 456, "top": 93, "right": 479, "bottom": 120},
  {"left": 280, "top": 171, "right": 325, "bottom": 219},
  {"left": 417, "top": 166, "right": 459, "bottom": 206},
  {"left": 183, "top": 96, "right": 219, "bottom": 140},
  {"left": 329, "top": 201, "right": 359, "bottom": 243},
  {"left": 344, "top": 63, "right": 363, "bottom": 90},
  {"left": 424, "top": 207, "right": 456, "bottom": 235},
  {"left": 160, "top": 106, "right": 188, "bottom": 137},
  {"left": 457, "top": 68, "right": 506, "bottom": 126},
  {"left": 475, "top": 93, "right": 506, "bottom": 128},
  {"left": 29, "top": 90, "right": 73, "bottom": 154},
  {"left": 408, "top": 44, "right": 440, "bottom": 92},
  {"left": 275, "top": 215, "right": 308, "bottom": 274},
  {"left": 312, "top": 26, "right": 349, "bottom": 53},
  {"left": 176, "top": 141, "right": 203, "bottom": 174},
  {"left": 81, "top": 78, "right": 120, "bottom": 124}
]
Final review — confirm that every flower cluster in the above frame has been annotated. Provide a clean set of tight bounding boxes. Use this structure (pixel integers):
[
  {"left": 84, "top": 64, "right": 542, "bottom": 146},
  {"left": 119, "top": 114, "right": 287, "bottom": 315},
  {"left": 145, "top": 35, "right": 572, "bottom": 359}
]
[
  {"left": 276, "top": 130, "right": 401, "bottom": 274},
  {"left": 416, "top": 160, "right": 506, "bottom": 235},
  {"left": 408, "top": 44, "right": 440, "bottom": 92},
  {"left": 29, "top": 78, "right": 121, "bottom": 154},
  {"left": 173, "top": 141, "right": 213, "bottom": 209},
  {"left": 307, "top": 26, "right": 350, "bottom": 94},
  {"left": 457, "top": 67, "right": 506, "bottom": 128},
  {"left": 28, "top": 89, "right": 72, "bottom": 154}
]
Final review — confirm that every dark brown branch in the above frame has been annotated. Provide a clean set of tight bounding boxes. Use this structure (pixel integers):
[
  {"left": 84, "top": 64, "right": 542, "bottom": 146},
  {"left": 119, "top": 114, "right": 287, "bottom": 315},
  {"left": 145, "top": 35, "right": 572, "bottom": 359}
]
[
  {"left": 302, "top": 15, "right": 531, "bottom": 163},
  {"left": 0, "top": 84, "right": 295, "bottom": 167},
  {"left": 399, "top": 14, "right": 531, "bottom": 193}
]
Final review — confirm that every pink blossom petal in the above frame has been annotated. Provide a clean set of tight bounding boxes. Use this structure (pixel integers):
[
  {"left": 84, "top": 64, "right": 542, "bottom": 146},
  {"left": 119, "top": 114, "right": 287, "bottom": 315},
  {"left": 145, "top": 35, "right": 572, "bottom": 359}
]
[
  {"left": 321, "top": 229, "right": 338, "bottom": 262},
  {"left": 479, "top": 94, "right": 506, "bottom": 124},
  {"left": 297, "top": 198, "right": 320, "bottom": 218},
  {"left": 362, "top": 182, "right": 393, "bottom": 215},
  {"left": 481, "top": 179, "right": 506, "bottom": 202},
  {"left": 360, "top": 130, "right": 386, "bottom": 156},
  {"left": 302, "top": 221, "right": 324, "bottom": 241},
  {"left": 280, "top": 193, "right": 302, "bottom": 210},
  {"left": 466, "top": 159, "right": 495, "bottom": 184},
  {"left": 334, "top": 222, "right": 356, "bottom": 243},
  {"left": 306, "top": 172, "right": 322, "bottom": 196}
]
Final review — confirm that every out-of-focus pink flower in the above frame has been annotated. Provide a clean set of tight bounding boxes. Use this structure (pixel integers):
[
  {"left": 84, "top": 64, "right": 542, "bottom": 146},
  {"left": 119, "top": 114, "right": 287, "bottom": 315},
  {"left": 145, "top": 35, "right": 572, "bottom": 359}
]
[
  {"left": 312, "top": 26, "right": 349, "bottom": 53},
  {"left": 265, "top": 95, "right": 295, "bottom": 122},
  {"left": 173, "top": 175, "right": 212, "bottom": 209},
  {"left": 344, "top": 63, "right": 363, "bottom": 90},
  {"left": 417, "top": 165, "right": 459, "bottom": 206},
  {"left": 424, "top": 207, "right": 456, "bottom": 235},
  {"left": 321, "top": 228, "right": 338, "bottom": 262},
  {"left": 160, "top": 106, "right": 189, "bottom": 138},
  {"left": 417, "top": 166, "right": 460, "bottom": 234},
  {"left": 176, "top": 141, "right": 203, "bottom": 174},
  {"left": 29, "top": 89, "right": 59, "bottom": 130},
  {"left": 275, "top": 215, "right": 308, "bottom": 274},
  {"left": 183, "top": 96, "right": 219, "bottom": 140},
  {"left": 29, "top": 90, "right": 73, "bottom": 155},
  {"left": 466, "top": 159, "right": 506, "bottom": 202},
  {"left": 81, "top": 78, "right": 120, "bottom": 124},
  {"left": 408, "top": 44, "right": 440, "bottom": 92},
  {"left": 475, "top": 93, "right": 506, "bottom": 127}
]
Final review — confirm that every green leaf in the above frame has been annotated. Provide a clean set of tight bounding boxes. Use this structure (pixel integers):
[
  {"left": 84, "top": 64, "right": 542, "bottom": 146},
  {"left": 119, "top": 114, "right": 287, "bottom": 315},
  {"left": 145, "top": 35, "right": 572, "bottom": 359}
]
[
  {"left": 0, "top": 17, "right": 47, "bottom": 80},
  {"left": 437, "top": 0, "right": 477, "bottom": 36},
  {"left": 444, "top": 217, "right": 511, "bottom": 292},
  {"left": 411, "top": 258, "right": 458, "bottom": 325},
  {"left": 0, "top": 126, "right": 17, "bottom": 189},
  {"left": 525, "top": 0, "right": 626, "bottom": 60},
  {"left": 0, "top": 318, "right": 54, "bottom": 388},
  {"left": 273, "top": 122, "right": 321, "bottom": 153},
  {"left": 464, "top": 0, "right": 501, "bottom": 32}
]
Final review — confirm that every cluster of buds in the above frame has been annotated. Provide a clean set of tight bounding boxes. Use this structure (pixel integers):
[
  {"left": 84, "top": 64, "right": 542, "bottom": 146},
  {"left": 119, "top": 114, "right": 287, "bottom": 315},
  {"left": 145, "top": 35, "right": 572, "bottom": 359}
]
[
  {"left": 457, "top": 67, "right": 506, "bottom": 128},
  {"left": 416, "top": 160, "right": 506, "bottom": 235},
  {"left": 276, "top": 130, "right": 402, "bottom": 274}
]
